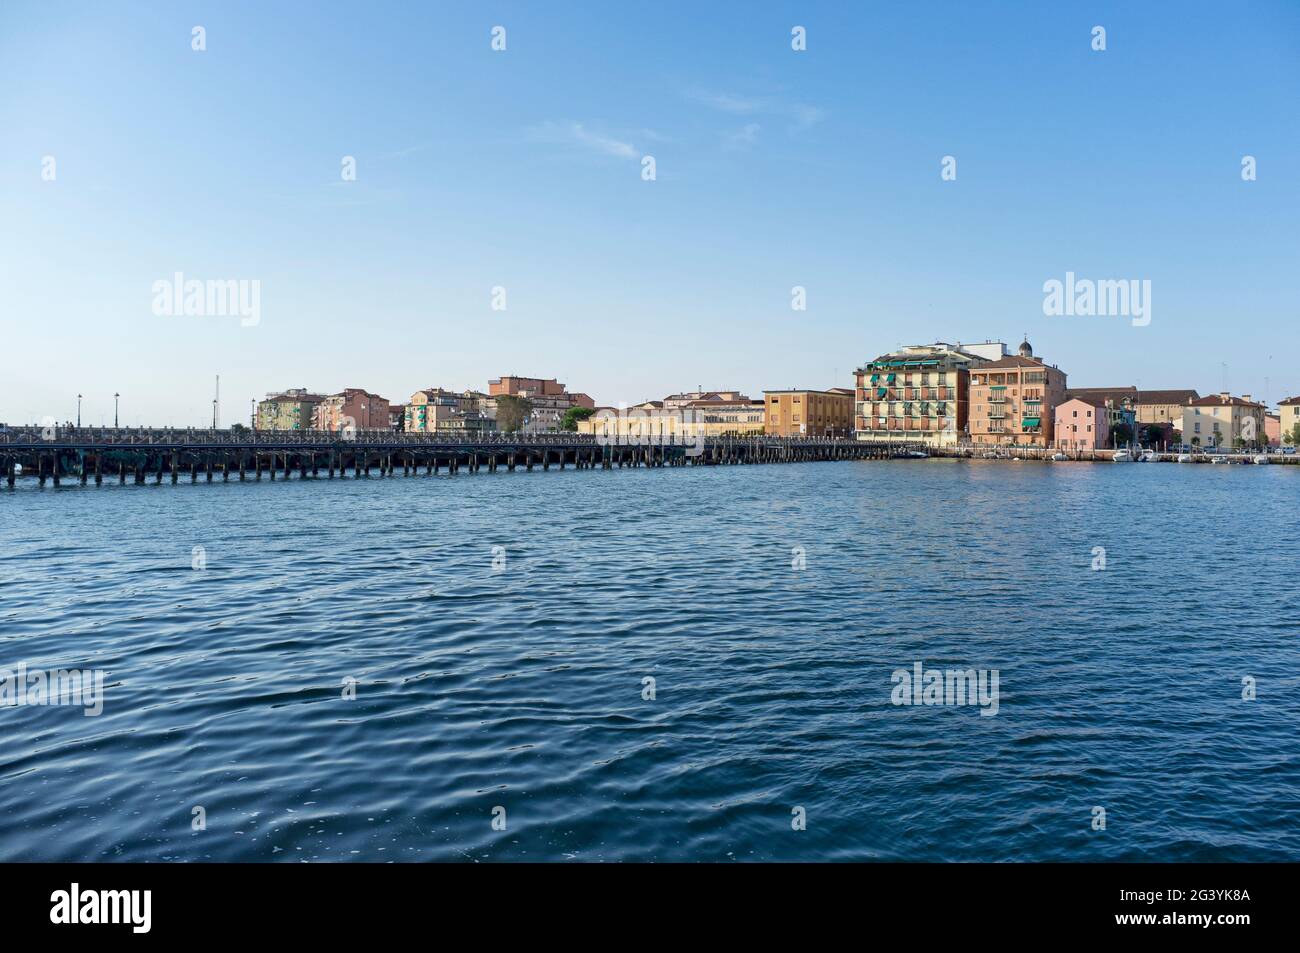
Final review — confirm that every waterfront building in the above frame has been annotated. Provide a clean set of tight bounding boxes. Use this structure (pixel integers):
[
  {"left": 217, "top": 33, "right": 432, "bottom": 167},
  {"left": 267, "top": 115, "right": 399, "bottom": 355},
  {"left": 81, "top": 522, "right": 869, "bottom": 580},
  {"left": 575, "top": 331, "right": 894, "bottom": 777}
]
[
  {"left": 853, "top": 342, "right": 997, "bottom": 446},
  {"left": 256, "top": 389, "right": 326, "bottom": 431},
  {"left": 312, "top": 388, "right": 391, "bottom": 432},
  {"left": 1181, "top": 393, "right": 1266, "bottom": 449},
  {"left": 389, "top": 404, "right": 407, "bottom": 432},
  {"left": 1134, "top": 389, "right": 1200, "bottom": 427},
  {"left": 763, "top": 389, "right": 854, "bottom": 437},
  {"left": 1064, "top": 388, "right": 1137, "bottom": 435},
  {"left": 488, "top": 375, "right": 595, "bottom": 433},
  {"left": 1053, "top": 396, "right": 1109, "bottom": 449},
  {"left": 578, "top": 394, "right": 765, "bottom": 439},
  {"left": 1280, "top": 397, "right": 1300, "bottom": 444},
  {"left": 967, "top": 340, "right": 1068, "bottom": 448},
  {"left": 683, "top": 396, "right": 766, "bottom": 435},
  {"left": 406, "top": 388, "right": 496, "bottom": 434},
  {"left": 1265, "top": 412, "right": 1280, "bottom": 447}
]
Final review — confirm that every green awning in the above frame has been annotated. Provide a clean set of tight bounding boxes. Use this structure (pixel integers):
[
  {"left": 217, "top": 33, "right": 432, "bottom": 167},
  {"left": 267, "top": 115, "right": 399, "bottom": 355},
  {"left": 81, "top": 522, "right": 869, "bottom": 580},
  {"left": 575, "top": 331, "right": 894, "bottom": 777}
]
[
  {"left": 876, "top": 387, "right": 887, "bottom": 397},
  {"left": 1022, "top": 417, "right": 1041, "bottom": 428},
  {"left": 990, "top": 385, "right": 1006, "bottom": 390},
  {"left": 869, "top": 374, "right": 879, "bottom": 383},
  {"left": 886, "top": 374, "right": 896, "bottom": 383}
]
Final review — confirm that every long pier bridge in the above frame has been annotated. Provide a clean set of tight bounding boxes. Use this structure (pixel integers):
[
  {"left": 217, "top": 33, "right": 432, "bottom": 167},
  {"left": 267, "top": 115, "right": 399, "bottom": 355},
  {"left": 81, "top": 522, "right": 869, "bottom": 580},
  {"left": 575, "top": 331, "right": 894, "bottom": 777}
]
[{"left": 0, "top": 427, "right": 890, "bottom": 488}]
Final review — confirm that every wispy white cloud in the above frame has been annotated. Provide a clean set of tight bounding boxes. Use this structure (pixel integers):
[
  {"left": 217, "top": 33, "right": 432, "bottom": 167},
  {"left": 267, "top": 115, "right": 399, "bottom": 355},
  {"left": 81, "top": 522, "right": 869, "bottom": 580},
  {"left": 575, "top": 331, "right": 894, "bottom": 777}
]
[
  {"left": 688, "top": 87, "right": 827, "bottom": 130},
  {"left": 529, "top": 120, "right": 640, "bottom": 159},
  {"left": 688, "top": 89, "right": 763, "bottom": 115},
  {"left": 723, "top": 123, "right": 761, "bottom": 151}
]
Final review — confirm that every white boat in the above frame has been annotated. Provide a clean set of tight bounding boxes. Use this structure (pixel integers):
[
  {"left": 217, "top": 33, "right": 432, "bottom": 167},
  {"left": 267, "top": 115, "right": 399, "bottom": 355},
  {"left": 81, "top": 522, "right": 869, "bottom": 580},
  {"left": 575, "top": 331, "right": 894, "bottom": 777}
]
[
  {"left": 1050, "top": 452, "right": 1068, "bottom": 461},
  {"left": 1111, "top": 450, "right": 1133, "bottom": 462},
  {"left": 1176, "top": 453, "right": 1192, "bottom": 463},
  {"left": 12, "top": 463, "right": 22, "bottom": 476},
  {"left": 1139, "top": 450, "right": 1157, "bottom": 462},
  {"left": 1253, "top": 455, "right": 1269, "bottom": 465},
  {"left": 1211, "top": 455, "right": 1230, "bottom": 464}
]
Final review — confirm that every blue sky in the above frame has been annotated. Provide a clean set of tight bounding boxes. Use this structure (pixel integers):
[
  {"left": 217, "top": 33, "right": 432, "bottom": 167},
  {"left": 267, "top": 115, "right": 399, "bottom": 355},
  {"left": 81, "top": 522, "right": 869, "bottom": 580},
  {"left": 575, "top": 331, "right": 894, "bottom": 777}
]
[{"left": 2, "top": 1, "right": 1297, "bottom": 426}]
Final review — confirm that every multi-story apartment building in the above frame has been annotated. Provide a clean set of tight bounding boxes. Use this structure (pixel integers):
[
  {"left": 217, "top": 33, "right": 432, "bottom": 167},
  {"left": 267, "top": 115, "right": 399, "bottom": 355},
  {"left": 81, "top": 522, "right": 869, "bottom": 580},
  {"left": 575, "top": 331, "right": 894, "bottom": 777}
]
[
  {"left": 256, "top": 389, "right": 326, "bottom": 431},
  {"left": 405, "top": 388, "right": 496, "bottom": 434},
  {"left": 312, "top": 388, "right": 391, "bottom": 432},
  {"left": 853, "top": 342, "right": 996, "bottom": 446},
  {"left": 1053, "top": 396, "right": 1109, "bottom": 449},
  {"left": 1135, "top": 389, "right": 1199, "bottom": 427},
  {"left": 968, "top": 340, "right": 1068, "bottom": 448},
  {"left": 763, "top": 389, "right": 854, "bottom": 437},
  {"left": 1181, "top": 393, "right": 1266, "bottom": 449},
  {"left": 488, "top": 375, "right": 594, "bottom": 433}
]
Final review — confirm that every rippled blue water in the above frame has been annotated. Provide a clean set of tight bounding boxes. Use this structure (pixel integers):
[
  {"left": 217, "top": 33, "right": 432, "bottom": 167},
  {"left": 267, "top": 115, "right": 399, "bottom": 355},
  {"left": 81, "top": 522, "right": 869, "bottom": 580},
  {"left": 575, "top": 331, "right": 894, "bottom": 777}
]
[{"left": 1, "top": 459, "right": 1297, "bottom": 862}]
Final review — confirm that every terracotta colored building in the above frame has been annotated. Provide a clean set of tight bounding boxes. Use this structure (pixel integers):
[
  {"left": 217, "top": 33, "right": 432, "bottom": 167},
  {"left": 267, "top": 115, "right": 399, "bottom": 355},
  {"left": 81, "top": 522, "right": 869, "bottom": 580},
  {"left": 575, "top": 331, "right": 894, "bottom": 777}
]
[
  {"left": 488, "top": 375, "right": 595, "bottom": 432},
  {"left": 763, "top": 389, "right": 854, "bottom": 437},
  {"left": 967, "top": 340, "right": 1068, "bottom": 448},
  {"left": 313, "top": 388, "right": 391, "bottom": 432},
  {"left": 1053, "top": 396, "right": 1109, "bottom": 449}
]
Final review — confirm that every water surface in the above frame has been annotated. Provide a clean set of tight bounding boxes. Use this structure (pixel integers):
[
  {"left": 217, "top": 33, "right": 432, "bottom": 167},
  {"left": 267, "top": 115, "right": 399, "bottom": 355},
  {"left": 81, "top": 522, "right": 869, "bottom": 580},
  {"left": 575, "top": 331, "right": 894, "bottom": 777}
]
[{"left": 1, "top": 459, "right": 1297, "bottom": 861}]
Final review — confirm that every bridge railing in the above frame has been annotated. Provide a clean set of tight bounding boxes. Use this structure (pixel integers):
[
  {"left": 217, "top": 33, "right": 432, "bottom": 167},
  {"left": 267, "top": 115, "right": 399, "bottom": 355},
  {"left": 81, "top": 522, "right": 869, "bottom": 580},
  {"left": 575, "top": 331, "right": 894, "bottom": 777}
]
[{"left": 0, "top": 425, "right": 873, "bottom": 450}]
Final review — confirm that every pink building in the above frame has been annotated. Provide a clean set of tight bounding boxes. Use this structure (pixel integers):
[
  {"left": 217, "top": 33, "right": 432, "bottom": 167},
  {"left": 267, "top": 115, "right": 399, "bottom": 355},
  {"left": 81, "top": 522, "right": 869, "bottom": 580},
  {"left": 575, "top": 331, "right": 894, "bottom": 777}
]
[
  {"left": 1053, "top": 396, "right": 1108, "bottom": 449},
  {"left": 1265, "top": 412, "right": 1280, "bottom": 447},
  {"left": 313, "top": 388, "right": 391, "bottom": 432}
]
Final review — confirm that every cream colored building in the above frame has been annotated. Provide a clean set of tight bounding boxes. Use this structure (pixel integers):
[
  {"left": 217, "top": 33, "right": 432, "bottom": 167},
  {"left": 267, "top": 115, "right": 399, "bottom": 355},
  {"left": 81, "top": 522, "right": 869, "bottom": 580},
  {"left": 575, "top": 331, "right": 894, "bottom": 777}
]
[
  {"left": 1278, "top": 397, "right": 1300, "bottom": 445},
  {"left": 578, "top": 395, "right": 764, "bottom": 440},
  {"left": 1181, "top": 393, "right": 1266, "bottom": 449}
]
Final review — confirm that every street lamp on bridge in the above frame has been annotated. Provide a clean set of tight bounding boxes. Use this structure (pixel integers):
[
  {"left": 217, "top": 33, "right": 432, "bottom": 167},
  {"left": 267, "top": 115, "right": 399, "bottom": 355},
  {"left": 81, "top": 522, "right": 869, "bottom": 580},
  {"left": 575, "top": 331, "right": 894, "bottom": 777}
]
[
  {"left": 114, "top": 393, "right": 120, "bottom": 428},
  {"left": 77, "top": 394, "right": 82, "bottom": 428}
]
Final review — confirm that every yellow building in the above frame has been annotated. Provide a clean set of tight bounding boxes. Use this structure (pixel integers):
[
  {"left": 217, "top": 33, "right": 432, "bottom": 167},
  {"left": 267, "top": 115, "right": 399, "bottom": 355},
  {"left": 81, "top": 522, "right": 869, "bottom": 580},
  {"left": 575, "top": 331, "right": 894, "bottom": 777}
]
[
  {"left": 1278, "top": 397, "right": 1300, "bottom": 446},
  {"left": 763, "top": 389, "right": 854, "bottom": 437},
  {"left": 1182, "top": 393, "right": 1267, "bottom": 449},
  {"left": 256, "top": 389, "right": 326, "bottom": 431}
]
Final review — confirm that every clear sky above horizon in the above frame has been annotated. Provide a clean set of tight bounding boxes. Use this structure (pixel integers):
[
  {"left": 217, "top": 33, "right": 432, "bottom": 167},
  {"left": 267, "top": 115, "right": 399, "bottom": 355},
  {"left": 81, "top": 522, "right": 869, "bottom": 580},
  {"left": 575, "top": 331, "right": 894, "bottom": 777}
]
[{"left": 2, "top": 1, "right": 1298, "bottom": 426}]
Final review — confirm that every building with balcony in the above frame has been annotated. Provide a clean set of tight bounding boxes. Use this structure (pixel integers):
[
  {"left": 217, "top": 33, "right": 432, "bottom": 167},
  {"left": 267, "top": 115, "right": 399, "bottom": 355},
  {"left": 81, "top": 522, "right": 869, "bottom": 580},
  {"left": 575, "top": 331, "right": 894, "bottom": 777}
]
[
  {"left": 764, "top": 388, "right": 854, "bottom": 437},
  {"left": 967, "top": 340, "right": 1068, "bottom": 448},
  {"left": 853, "top": 342, "right": 1000, "bottom": 446},
  {"left": 312, "top": 388, "right": 391, "bottom": 433},
  {"left": 405, "top": 388, "right": 497, "bottom": 434},
  {"left": 256, "top": 389, "right": 326, "bottom": 431},
  {"left": 1181, "top": 393, "right": 1267, "bottom": 449}
]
